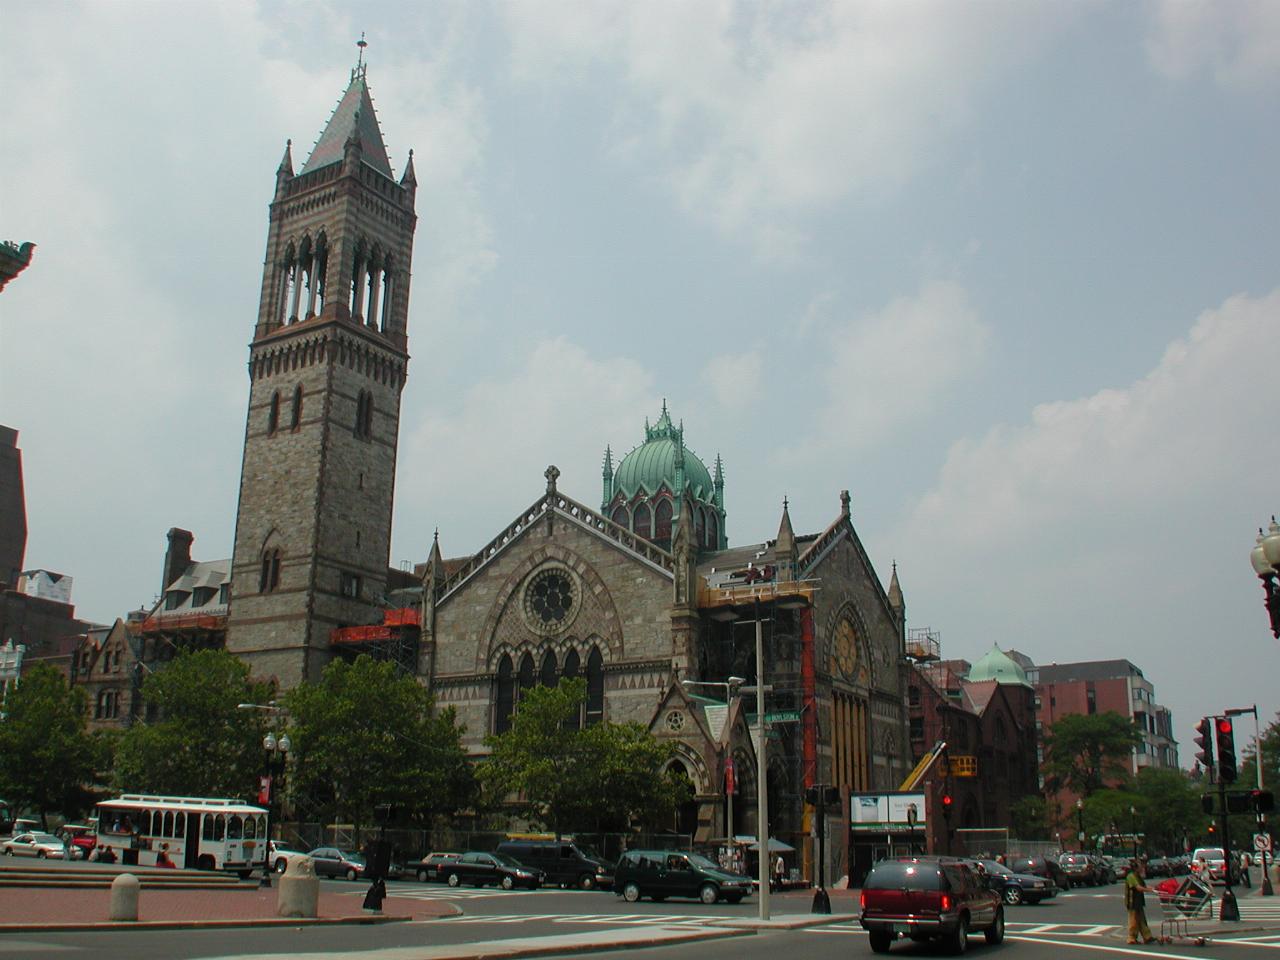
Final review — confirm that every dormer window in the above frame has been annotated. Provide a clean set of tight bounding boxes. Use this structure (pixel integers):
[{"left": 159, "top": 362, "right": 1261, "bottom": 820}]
[
  {"left": 218, "top": 583, "right": 229, "bottom": 605},
  {"left": 164, "top": 590, "right": 190, "bottom": 611},
  {"left": 192, "top": 587, "right": 217, "bottom": 607}
]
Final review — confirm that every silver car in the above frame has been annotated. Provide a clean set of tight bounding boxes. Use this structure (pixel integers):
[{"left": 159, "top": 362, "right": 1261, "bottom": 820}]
[{"left": 2, "top": 832, "right": 67, "bottom": 859}]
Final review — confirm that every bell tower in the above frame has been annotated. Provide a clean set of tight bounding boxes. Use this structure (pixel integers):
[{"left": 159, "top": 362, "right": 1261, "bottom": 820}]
[{"left": 226, "top": 56, "right": 417, "bottom": 687}]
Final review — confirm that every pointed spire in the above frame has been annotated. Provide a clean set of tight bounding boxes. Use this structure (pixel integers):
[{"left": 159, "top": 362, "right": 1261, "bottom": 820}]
[
  {"left": 400, "top": 148, "right": 417, "bottom": 187},
  {"left": 840, "top": 489, "right": 851, "bottom": 520},
  {"left": 601, "top": 445, "right": 615, "bottom": 509},
  {"left": 302, "top": 66, "right": 394, "bottom": 179},
  {"left": 776, "top": 497, "right": 796, "bottom": 552},
  {"left": 277, "top": 139, "right": 294, "bottom": 177},
  {"left": 887, "top": 561, "right": 904, "bottom": 615}
]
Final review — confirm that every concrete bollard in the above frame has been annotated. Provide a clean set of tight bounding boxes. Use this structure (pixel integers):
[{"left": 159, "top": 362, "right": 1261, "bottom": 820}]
[
  {"left": 277, "top": 855, "right": 319, "bottom": 918},
  {"left": 109, "top": 873, "right": 139, "bottom": 922}
]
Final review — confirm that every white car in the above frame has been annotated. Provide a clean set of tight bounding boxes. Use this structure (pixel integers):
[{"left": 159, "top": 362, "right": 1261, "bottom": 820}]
[
  {"left": 2, "top": 832, "right": 67, "bottom": 859},
  {"left": 269, "top": 839, "right": 306, "bottom": 874}
]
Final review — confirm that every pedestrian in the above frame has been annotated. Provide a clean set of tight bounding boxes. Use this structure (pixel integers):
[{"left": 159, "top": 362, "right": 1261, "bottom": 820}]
[
  {"left": 773, "top": 854, "right": 786, "bottom": 891},
  {"left": 1124, "top": 858, "right": 1157, "bottom": 945},
  {"left": 96, "top": 845, "right": 117, "bottom": 863},
  {"left": 155, "top": 844, "right": 175, "bottom": 868}
]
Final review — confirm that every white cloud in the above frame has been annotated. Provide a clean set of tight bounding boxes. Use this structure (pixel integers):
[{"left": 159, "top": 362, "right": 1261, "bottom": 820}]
[
  {"left": 704, "top": 350, "right": 763, "bottom": 407},
  {"left": 503, "top": 1, "right": 1073, "bottom": 253},
  {"left": 1145, "top": 0, "right": 1280, "bottom": 89}
]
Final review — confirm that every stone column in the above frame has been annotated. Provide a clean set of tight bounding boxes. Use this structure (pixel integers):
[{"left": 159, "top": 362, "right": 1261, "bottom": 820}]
[{"left": 366, "top": 263, "right": 381, "bottom": 329}]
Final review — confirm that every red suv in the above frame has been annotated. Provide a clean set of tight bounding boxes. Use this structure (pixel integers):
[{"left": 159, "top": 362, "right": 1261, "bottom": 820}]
[{"left": 859, "top": 857, "right": 1004, "bottom": 954}]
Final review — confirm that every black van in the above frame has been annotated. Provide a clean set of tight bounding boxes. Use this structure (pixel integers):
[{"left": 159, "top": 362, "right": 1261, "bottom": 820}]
[
  {"left": 494, "top": 839, "right": 613, "bottom": 890},
  {"left": 612, "top": 849, "right": 753, "bottom": 904}
]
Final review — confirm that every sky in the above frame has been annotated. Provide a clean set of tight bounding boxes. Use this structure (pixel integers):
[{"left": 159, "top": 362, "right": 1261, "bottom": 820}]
[{"left": 2, "top": 0, "right": 1278, "bottom": 760}]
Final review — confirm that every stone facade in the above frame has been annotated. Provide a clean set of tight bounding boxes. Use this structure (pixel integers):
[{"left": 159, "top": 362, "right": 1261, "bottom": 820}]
[{"left": 226, "top": 66, "right": 416, "bottom": 688}]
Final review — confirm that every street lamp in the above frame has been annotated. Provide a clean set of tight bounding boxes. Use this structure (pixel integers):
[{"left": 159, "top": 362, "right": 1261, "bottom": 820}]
[
  {"left": 238, "top": 702, "right": 289, "bottom": 888},
  {"left": 682, "top": 677, "right": 746, "bottom": 842},
  {"left": 1076, "top": 798, "right": 1085, "bottom": 851},
  {"left": 1250, "top": 517, "right": 1280, "bottom": 639},
  {"left": 1226, "top": 704, "right": 1273, "bottom": 896},
  {"left": 1130, "top": 805, "right": 1138, "bottom": 860}
]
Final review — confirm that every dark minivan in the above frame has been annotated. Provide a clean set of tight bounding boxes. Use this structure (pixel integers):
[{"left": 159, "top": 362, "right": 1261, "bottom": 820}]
[
  {"left": 612, "top": 849, "right": 752, "bottom": 904},
  {"left": 495, "top": 839, "right": 613, "bottom": 890}
]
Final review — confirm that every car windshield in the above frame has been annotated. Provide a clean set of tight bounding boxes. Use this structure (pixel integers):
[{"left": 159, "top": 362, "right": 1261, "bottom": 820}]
[
  {"left": 864, "top": 862, "right": 944, "bottom": 890},
  {"left": 1195, "top": 849, "right": 1224, "bottom": 860},
  {"left": 687, "top": 853, "right": 720, "bottom": 871},
  {"left": 981, "top": 861, "right": 1015, "bottom": 876},
  {"left": 492, "top": 853, "right": 524, "bottom": 867},
  {"left": 30, "top": 834, "right": 61, "bottom": 844},
  {"left": 339, "top": 851, "right": 365, "bottom": 863},
  {"left": 576, "top": 844, "right": 605, "bottom": 862}
]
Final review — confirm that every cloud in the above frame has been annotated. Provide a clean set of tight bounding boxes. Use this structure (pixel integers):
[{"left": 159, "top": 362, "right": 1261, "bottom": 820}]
[
  {"left": 704, "top": 350, "right": 763, "bottom": 407},
  {"left": 502, "top": 1, "right": 1073, "bottom": 253},
  {"left": 1145, "top": 0, "right": 1280, "bottom": 89}
]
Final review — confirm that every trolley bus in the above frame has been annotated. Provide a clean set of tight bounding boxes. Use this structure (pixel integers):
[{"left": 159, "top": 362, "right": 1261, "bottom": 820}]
[{"left": 94, "top": 794, "right": 268, "bottom": 875}]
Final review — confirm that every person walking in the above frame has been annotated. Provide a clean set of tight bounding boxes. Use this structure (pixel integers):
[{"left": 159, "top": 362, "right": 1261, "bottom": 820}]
[
  {"left": 772, "top": 854, "right": 786, "bottom": 892},
  {"left": 1124, "top": 858, "right": 1157, "bottom": 945}
]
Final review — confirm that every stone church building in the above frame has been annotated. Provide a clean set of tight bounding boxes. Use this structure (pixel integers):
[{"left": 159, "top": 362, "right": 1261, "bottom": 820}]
[{"left": 152, "top": 61, "right": 913, "bottom": 858}]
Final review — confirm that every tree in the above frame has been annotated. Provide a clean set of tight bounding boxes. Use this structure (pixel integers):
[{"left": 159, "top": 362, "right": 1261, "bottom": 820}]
[
  {"left": 0, "top": 662, "right": 104, "bottom": 824},
  {"left": 1238, "top": 710, "right": 1280, "bottom": 793},
  {"left": 1132, "top": 767, "right": 1210, "bottom": 854},
  {"left": 283, "top": 655, "right": 474, "bottom": 829},
  {"left": 1010, "top": 795, "right": 1050, "bottom": 840},
  {"left": 113, "top": 649, "right": 274, "bottom": 798},
  {"left": 480, "top": 679, "right": 686, "bottom": 835},
  {"left": 1042, "top": 712, "right": 1140, "bottom": 798}
]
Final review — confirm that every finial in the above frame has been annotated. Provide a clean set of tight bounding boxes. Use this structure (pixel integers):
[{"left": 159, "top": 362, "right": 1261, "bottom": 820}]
[
  {"left": 545, "top": 464, "right": 561, "bottom": 494},
  {"left": 433, "top": 527, "right": 439, "bottom": 543},
  {"left": 356, "top": 32, "right": 368, "bottom": 75},
  {"left": 783, "top": 495, "right": 789, "bottom": 511}
]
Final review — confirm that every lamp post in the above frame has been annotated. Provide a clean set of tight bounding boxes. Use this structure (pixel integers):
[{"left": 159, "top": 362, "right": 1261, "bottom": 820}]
[
  {"left": 1076, "top": 798, "right": 1085, "bottom": 851},
  {"left": 1251, "top": 517, "right": 1280, "bottom": 639},
  {"left": 1130, "top": 805, "right": 1139, "bottom": 860},
  {"left": 238, "top": 702, "right": 289, "bottom": 888},
  {"left": 1226, "top": 704, "right": 1273, "bottom": 896},
  {"left": 682, "top": 677, "right": 746, "bottom": 840}
]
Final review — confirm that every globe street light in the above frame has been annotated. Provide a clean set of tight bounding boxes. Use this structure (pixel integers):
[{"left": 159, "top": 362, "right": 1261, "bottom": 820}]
[
  {"left": 1250, "top": 517, "right": 1280, "bottom": 639},
  {"left": 1076, "top": 798, "right": 1085, "bottom": 851},
  {"left": 1130, "top": 805, "right": 1138, "bottom": 860},
  {"left": 238, "top": 702, "right": 289, "bottom": 887}
]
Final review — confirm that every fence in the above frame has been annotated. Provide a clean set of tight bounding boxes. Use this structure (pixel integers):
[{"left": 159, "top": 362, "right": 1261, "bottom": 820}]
[{"left": 953, "top": 829, "right": 1061, "bottom": 860}]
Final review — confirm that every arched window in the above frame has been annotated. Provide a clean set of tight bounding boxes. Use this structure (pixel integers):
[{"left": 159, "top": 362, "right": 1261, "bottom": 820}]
[
  {"left": 695, "top": 507, "right": 705, "bottom": 546},
  {"left": 611, "top": 505, "right": 629, "bottom": 529},
  {"left": 291, "top": 385, "right": 303, "bottom": 429},
  {"left": 707, "top": 511, "right": 718, "bottom": 547},
  {"left": 259, "top": 549, "right": 281, "bottom": 593},
  {"left": 540, "top": 650, "right": 557, "bottom": 687},
  {"left": 354, "top": 390, "right": 374, "bottom": 439},
  {"left": 634, "top": 502, "right": 652, "bottom": 538},
  {"left": 654, "top": 498, "right": 673, "bottom": 542},
  {"left": 585, "top": 647, "right": 604, "bottom": 726},
  {"left": 562, "top": 649, "right": 579, "bottom": 680},
  {"left": 267, "top": 391, "right": 280, "bottom": 435},
  {"left": 518, "top": 653, "right": 536, "bottom": 701},
  {"left": 495, "top": 655, "right": 514, "bottom": 735},
  {"left": 163, "top": 811, "right": 173, "bottom": 838}
]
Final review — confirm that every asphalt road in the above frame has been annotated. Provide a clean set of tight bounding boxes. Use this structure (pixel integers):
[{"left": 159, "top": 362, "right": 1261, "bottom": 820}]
[{"left": 5, "top": 875, "right": 1280, "bottom": 959}]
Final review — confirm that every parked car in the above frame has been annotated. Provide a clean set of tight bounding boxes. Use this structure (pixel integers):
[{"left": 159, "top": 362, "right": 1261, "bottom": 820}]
[
  {"left": 407, "top": 851, "right": 461, "bottom": 883},
  {"left": 1089, "top": 854, "right": 1116, "bottom": 883},
  {"left": 612, "top": 849, "right": 752, "bottom": 905},
  {"left": 306, "top": 847, "right": 367, "bottom": 881},
  {"left": 57, "top": 824, "right": 97, "bottom": 860},
  {"left": 495, "top": 839, "right": 613, "bottom": 890},
  {"left": 2, "top": 832, "right": 68, "bottom": 859},
  {"left": 973, "top": 859, "right": 1057, "bottom": 905},
  {"left": 1059, "top": 852, "right": 1103, "bottom": 886},
  {"left": 1191, "top": 847, "right": 1238, "bottom": 885},
  {"left": 269, "top": 840, "right": 307, "bottom": 874},
  {"left": 859, "top": 856, "right": 1004, "bottom": 954},
  {"left": 1009, "top": 855, "right": 1070, "bottom": 890},
  {"left": 437, "top": 851, "right": 543, "bottom": 890}
]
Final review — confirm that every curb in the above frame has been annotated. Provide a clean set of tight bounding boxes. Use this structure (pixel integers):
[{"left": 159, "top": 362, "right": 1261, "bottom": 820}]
[{"left": 0, "top": 914, "right": 413, "bottom": 933}]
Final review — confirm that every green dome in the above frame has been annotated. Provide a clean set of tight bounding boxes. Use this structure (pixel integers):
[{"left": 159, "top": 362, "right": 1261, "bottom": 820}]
[
  {"left": 612, "top": 405, "right": 714, "bottom": 502},
  {"left": 968, "top": 644, "right": 1032, "bottom": 687}
]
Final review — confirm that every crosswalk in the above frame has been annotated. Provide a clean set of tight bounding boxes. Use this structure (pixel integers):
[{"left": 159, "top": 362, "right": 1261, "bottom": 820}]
[
  {"left": 436, "top": 912, "right": 735, "bottom": 927},
  {"left": 387, "top": 885, "right": 603, "bottom": 902},
  {"left": 802, "top": 921, "right": 1120, "bottom": 939}
]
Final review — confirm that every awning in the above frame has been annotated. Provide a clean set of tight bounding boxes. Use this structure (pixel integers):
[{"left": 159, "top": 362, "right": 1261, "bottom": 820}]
[{"left": 735, "top": 836, "right": 795, "bottom": 853}]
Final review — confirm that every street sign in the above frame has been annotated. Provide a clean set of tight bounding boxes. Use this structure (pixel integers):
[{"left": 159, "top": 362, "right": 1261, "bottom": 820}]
[
  {"left": 765, "top": 710, "right": 801, "bottom": 723},
  {"left": 1255, "top": 833, "right": 1273, "bottom": 854}
]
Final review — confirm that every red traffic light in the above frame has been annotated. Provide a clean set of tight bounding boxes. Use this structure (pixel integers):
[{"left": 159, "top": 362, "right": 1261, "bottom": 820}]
[
  {"left": 942, "top": 795, "right": 953, "bottom": 807},
  {"left": 1217, "top": 718, "right": 1233, "bottom": 735}
]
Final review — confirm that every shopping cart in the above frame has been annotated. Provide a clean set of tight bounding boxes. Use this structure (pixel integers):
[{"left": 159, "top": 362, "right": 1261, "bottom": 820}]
[{"left": 1154, "top": 876, "right": 1214, "bottom": 944}]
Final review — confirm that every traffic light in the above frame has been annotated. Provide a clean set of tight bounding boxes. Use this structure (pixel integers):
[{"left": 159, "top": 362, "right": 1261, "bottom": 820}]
[
  {"left": 941, "top": 794, "right": 953, "bottom": 820},
  {"left": 1253, "top": 789, "right": 1276, "bottom": 814},
  {"left": 1193, "top": 717, "right": 1215, "bottom": 772},
  {"left": 1216, "top": 717, "right": 1238, "bottom": 783}
]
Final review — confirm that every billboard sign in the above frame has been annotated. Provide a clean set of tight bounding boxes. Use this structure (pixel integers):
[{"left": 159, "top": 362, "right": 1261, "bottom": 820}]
[{"left": 850, "top": 792, "right": 927, "bottom": 831}]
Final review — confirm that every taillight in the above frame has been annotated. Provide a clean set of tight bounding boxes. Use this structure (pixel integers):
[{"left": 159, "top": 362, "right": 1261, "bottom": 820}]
[
  {"left": 859, "top": 891, "right": 866, "bottom": 909},
  {"left": 940, "top": 893, "right": 952, "bottom": 912}
]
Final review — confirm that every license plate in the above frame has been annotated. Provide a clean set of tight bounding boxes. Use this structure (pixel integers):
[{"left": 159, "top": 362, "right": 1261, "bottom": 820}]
[{"left": 893, "top": 924, "right": 911, "bottom": 935}]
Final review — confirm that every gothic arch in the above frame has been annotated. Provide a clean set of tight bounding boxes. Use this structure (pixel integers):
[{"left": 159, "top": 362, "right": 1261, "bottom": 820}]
[
  {"left": 666, "top": 740, "right": 711, "bottom": 794},
  {"left": 823, "top": 599, "right": 875, "bottom": 688}
]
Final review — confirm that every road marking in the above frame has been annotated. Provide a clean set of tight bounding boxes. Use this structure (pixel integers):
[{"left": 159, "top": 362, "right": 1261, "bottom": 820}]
[
  {"left": 437, "top": 913, "right": 732, "bottom": 927},
  {"left": 1019, "top": 923, "right": 1065, "bottom": 933},
  {"left": 1011, "top": 934, "right": 1232, "bottom": 958}
]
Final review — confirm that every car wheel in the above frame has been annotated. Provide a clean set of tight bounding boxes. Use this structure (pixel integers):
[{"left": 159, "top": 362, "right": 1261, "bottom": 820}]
[
  {"left": 868, "top": 930, "right": 893, "bottom": 954},
  {"left": 622, "top": 882, "right": 641, "bottom": 903},
  {"left": 275, "top": 858, "right": 288, "bottom": 874},
  {"left": 346, "top": 868, "right": 358, "bottom": 881},
  {"left": 985, "top": 907, "right": 1005, "bottom": 945},
  {"left": 417, "top": 869, "right": 428, "bottom": 883},
  {"left": 37, "top": 851, "right": 48, "bottom": 859},
  {"left": 699, "top": 883, "right": 719, "bottom": 905},
  {"left": 949, "top": 915, "right": 969, "bottom": 955},
  {"left": 1003, "top": 885, "right": 1023, "bottom": 905},
  {"left": 579, "top": 874, "right": 596, "bottom": 891},
  {"left": 502, "top": 875, "right": 515, "bottom": 890},
  {"left": 447, "top": 873, "right": 461, "bottom": 887}
]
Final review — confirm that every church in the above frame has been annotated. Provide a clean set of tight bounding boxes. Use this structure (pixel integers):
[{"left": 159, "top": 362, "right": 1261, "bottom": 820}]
[{"left": 174, "top": 59, "right": 911, "bottom": 861}]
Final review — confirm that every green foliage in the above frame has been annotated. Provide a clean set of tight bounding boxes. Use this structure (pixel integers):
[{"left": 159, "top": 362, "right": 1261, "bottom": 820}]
[
  {"left": 283, "top": 655, "right": 475, "bottom": 828},
  {"left": 1238, "top": 710, "right": 1280, "bottom": 792},
  {"left": 112, "top": 649, "right": 274, "bottom": 798},
  {"left": 0, "top": 662, "right": 102, "bottom": 821},
  {"left": 480, "top": 679, "right": 686, "bottom": 834},
  {"left": 1042, "top": 711, "right": 1140, "bottom": 797},
  {"left": 1010, "top": 794, "right": 1050, "bottom": 840},
  {"left": 1132, "top": 767, "right": 1211, "bottom": 853}
]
